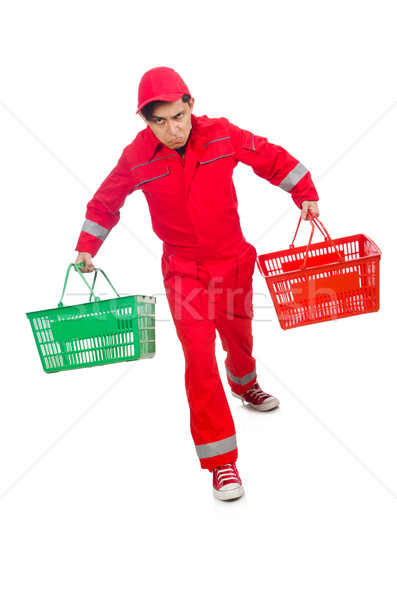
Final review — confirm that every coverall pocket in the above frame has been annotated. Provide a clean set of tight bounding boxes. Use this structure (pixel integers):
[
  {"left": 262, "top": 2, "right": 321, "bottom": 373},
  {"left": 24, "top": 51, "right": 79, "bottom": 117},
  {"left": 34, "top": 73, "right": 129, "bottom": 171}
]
[
  {"left": 198, "top": 138, "right": 236, "bottom": 196},
  {"left": 162, "top": 255, "right": 206, "bottom": 325},
  {"left": 132, "top": 158, "right": 170, "bottom": 189},
  {"left": 161, "top": 252, "right": 176, "bottom": 281},
  {"left": 241, "top": 131, "right": 257, "bottom": 153},
  {"left": 233, "top": 242, "right": 257, "bottom": 319},
  {"left": 198, "top": 137, "right": 235, "bottom": 165}
]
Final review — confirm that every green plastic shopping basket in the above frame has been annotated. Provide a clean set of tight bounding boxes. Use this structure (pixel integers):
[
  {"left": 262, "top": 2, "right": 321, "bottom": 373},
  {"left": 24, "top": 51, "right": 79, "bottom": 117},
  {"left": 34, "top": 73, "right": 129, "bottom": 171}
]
[{"left": 26, "top": 263, "right": 156, "bottom": 373}]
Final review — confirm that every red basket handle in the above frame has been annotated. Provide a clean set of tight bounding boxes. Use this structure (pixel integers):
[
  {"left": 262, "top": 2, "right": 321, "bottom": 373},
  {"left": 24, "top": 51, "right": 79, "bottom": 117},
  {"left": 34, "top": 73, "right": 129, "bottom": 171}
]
[{"left": 290, "top": 211, "right": 344, "bottom": 269}]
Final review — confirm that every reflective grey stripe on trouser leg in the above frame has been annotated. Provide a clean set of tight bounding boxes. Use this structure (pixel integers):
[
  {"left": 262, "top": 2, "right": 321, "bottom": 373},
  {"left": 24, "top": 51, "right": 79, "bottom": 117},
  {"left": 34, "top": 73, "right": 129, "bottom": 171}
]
[
  {"left": 195, "top": 434, "right": 237, "bottom": 460},
  {"left": 81, "top": 219, "right": 110, "bottom": 242},
  {"left": 278, "top": 162, "right": 308, "bottom": 192},
  {"left": 226, "top": 367, "right": 256, "bottom": 387}
]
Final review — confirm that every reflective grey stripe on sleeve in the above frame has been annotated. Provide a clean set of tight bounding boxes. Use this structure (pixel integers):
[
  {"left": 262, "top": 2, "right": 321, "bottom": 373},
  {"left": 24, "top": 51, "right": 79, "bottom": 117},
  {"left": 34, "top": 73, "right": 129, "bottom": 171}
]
[
  {"left": 226, "top": 367, "right": 256, "bottom": 386},
  {"left": 278, "top": 162, "right": 308, "bottom": 192},
  {"left": 81, "top": 219, "right": 110, "bottom": 242},
  {"left": 195, "top": 434, "right": 237, "bottom": 460}
]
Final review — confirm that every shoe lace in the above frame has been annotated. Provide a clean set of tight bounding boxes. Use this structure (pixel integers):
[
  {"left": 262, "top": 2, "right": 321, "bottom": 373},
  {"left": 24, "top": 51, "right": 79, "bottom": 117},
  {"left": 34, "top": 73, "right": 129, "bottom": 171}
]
[
  {"left": 247, "top": 383, "right": 268, "bottom": 400},
  {"left": 214, "top": 464, "right": 239, "bottom": 486}
]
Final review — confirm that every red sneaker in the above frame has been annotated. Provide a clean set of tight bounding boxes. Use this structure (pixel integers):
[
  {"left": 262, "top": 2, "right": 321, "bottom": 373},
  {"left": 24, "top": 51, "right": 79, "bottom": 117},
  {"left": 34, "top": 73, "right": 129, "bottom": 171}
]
[
  {"left": 232, "top": 382, "right": 280, "bottom": 411},
  {"left": 212, "top": 463, "right": 244, "bottom": 501}
]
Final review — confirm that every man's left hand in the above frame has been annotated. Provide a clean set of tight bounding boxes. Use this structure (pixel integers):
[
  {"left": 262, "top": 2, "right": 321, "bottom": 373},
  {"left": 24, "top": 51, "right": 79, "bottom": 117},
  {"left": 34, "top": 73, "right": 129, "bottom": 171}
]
[{"left": 300, "top": 200, "right": 319, "bottom": 220}]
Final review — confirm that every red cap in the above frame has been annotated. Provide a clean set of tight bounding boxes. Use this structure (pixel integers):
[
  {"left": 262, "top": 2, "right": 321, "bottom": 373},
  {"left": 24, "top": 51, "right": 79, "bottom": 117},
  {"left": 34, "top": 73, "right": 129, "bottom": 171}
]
[{"left": 136, "top": 67, "right": 191, "bottom": 114}]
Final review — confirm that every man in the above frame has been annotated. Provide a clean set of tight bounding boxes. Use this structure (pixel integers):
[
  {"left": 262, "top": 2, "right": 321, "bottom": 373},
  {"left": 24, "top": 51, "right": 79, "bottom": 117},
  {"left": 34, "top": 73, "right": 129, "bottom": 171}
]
[{"left": 75, "top": 67, "right": 319, "bottom": 501}]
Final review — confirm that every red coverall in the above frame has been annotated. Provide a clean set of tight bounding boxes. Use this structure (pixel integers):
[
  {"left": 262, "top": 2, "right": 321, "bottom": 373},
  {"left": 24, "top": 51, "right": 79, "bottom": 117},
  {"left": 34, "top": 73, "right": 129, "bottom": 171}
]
[{"left": 75, "top": 114, "right": 319, "bottom": 470}]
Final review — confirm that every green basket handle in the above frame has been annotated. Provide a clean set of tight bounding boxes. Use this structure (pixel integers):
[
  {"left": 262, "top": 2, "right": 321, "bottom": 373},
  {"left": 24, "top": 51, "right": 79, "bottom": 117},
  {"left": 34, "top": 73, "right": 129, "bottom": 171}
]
[{"left": 58, "top": 262, "right": 121, "bottom": 308}]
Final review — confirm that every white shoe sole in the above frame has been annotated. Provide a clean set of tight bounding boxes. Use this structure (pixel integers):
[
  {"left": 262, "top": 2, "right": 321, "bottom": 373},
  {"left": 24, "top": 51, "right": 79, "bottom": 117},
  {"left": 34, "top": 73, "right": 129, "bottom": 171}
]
[
  {"left": 232, "top": 391, "right": 280, "bottom": 412},
  {"left": 213, "top": 484, "right": 245, "bottom": 501}
]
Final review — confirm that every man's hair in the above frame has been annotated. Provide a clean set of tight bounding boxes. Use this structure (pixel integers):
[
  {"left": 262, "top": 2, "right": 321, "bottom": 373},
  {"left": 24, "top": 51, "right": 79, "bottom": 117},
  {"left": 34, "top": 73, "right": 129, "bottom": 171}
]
[{"left": 140, "top": 94, "right": 191, "bottom": 121}]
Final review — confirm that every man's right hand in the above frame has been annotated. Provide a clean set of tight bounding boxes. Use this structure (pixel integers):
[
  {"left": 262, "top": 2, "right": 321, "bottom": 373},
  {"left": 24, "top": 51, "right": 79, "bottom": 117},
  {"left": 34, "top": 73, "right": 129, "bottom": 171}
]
[{"left": 75, "top": 252, "right": 95, "bottom": 273}]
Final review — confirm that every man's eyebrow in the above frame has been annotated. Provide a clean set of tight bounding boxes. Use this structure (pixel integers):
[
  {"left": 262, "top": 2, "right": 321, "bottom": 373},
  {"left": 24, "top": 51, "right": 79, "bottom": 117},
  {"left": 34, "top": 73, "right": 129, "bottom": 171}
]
[{"left": 151, "top": 109, "right": 185, "bottom": 120}]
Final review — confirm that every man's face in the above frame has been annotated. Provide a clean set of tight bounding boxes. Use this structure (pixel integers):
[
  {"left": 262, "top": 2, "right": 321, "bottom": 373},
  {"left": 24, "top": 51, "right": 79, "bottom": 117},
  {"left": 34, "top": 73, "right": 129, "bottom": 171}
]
[{"left": 140, "top": 97, "right": 195, "bottom": 149}]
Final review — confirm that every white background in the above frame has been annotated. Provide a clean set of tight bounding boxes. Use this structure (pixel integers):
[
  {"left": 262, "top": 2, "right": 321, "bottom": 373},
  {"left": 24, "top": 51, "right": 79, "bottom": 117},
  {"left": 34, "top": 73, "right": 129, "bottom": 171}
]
[{"left": 1, "top": 0, "right": 396, "bottom": 598}]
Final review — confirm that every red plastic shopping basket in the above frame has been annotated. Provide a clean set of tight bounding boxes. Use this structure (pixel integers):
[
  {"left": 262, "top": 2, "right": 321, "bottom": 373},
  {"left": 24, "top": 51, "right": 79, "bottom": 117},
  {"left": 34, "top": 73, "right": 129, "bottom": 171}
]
[{"left": 257, "top": 213, "right": 381, "bottom": 330}]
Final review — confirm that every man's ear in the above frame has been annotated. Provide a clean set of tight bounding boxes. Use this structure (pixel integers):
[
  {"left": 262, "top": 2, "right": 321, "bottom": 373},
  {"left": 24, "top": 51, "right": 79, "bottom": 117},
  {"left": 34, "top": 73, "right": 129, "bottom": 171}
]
[{"left": 189, "top": 97, "right": 195, "bottom": 111}]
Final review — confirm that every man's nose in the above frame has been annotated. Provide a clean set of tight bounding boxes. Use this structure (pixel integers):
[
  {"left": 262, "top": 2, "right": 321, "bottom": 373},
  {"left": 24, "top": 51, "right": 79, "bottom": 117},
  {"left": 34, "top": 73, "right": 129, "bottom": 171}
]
[{"left": 167, "top": 120, "right": 178, "bottom": 135}]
